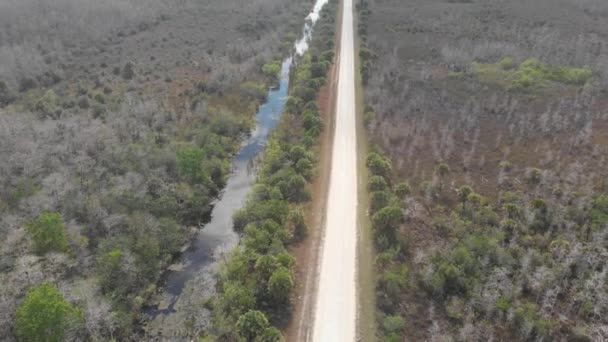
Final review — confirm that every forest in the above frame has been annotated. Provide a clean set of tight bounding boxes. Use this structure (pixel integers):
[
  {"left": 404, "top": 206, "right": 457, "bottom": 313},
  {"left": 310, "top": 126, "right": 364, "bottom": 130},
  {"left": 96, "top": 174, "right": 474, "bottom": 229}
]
[
  {"left": 359, "top": 0, "right": 608, "bottom": 340},
  {"left": 0, "top": 0, "right": 318, "bottom": 340}
]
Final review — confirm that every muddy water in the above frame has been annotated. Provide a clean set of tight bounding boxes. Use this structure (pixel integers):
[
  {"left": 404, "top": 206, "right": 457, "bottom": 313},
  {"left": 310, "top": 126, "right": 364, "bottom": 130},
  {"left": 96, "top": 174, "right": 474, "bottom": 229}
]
[{"left": 145, "top": 0, "right": 328, "bottom": 339}]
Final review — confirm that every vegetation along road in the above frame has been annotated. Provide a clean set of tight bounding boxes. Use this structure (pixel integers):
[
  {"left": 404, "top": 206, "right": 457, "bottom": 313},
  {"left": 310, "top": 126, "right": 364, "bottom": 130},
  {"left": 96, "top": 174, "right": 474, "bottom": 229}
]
[{"left": 311, "top": 0, "right": 358, "bottom": 340}]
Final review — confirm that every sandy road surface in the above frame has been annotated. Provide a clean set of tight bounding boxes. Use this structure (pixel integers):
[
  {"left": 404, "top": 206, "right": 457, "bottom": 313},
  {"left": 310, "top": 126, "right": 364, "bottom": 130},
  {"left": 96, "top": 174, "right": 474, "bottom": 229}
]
[{"left": 311, "top": 0, "right": 357, "bottom": 340}]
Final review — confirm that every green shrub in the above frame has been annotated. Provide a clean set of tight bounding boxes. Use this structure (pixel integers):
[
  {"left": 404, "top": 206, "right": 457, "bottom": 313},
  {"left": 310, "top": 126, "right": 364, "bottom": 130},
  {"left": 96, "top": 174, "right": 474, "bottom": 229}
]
[
  {"left": 0, "top": 80, "right": 14, "bottom": 106},
  {"left": 236, "top": 310, "right": 269, "bottom": 341},
  {"left": 382, "top": 315, "right": 405, "bottom": 334},
  {"left": 26, "top": 212, "right": 69, "bottom": 255},
  {"left": 16, "top": 282, "right": 83, "bottom": 342},
  {"left": 369, "top": 175, "right": 388, "bottom": 192},
  {"left": 262, "top": 61, "right": 282, "bottom": 81},
  {"left": 35, "top": 89, "right": 58, "bottom": 118}
]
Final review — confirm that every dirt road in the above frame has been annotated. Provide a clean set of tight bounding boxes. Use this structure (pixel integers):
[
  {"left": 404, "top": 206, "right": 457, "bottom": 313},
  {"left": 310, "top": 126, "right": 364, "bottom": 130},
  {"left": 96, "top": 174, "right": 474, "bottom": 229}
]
[{"left": 311, "top": 0, "right": 357, "bottom": 340}]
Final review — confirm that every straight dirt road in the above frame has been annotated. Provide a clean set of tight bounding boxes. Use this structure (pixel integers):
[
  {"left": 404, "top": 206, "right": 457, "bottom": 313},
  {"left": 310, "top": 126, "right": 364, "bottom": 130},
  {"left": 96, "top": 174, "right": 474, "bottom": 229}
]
[{"left": 311, "top": 0, "right": 357, "bottom": 340}]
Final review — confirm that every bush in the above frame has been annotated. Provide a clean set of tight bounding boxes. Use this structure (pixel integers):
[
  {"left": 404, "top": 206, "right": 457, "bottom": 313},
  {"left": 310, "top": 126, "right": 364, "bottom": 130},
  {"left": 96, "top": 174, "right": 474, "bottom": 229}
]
[
  {"left": 382, "top": 314, "right": 405, "bottom": 334},
  {"left": 236, "top": 310, "right": 269, "bottom": 341},
  {"left": 35, "top": 89, "right": 59, "bottom": 118},
  {"left": 262, "top": 61, "right": 281, "bottom": 81},
  {"left": 367, "top": 152, "right": 392, "bottom": 178},
  {"left": 122, "top": 61, "right": 135, "bottom": 80},
  {"left": 0, "top": 80, "right": 14, "bottom": 105},
  {"left": 16, "top": 282, "right": 83, "bottom": 342},
  {"left": 267, "top": 266, "right": 294, "bottom": 304},
  {"left": 26, "top": 212, "right": 69, "bottom": 255}
]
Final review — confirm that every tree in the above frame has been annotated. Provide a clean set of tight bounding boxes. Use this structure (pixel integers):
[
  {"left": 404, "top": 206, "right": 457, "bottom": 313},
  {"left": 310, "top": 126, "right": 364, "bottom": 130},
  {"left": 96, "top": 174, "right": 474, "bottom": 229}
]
[
  {"left": 122, "top": 61, "right": 135, "bottom": 80},
  {"left": 177, "top": 146, "right": 205, "bottom": 183},
  {"left": 366, "top": 153, "right": 392, "bottom": 178},
  {"left": 372, "top": 206, "right": 404, "bottom": 233},
  {"left": 394, "top": 182, "right": 411, "bottom": 199},
  {"left": 287, "top": 209, "right": 307, "bottom": 239},
  {"left": 370, "top": 191, "right": 391, "bottom": 214},
  {"left": 267, "top": 267, "right": 294, "bottom": 305},
  {"left": 15, "top": 282, "right": 83, "bottom": 342},
  {"left": 435, "top": 163, "right": 450, "bottom": 192},
  {"left": 369, "top": 175, "right": 388, "bottom": 192},
  {"left": 0, "top": 80, "right": 14, "bottom": 106},
  {"left": 458, "top": 186, "right": 473, "bottom": 211},
  {"left": 256, "top": 327, "right": 283, "bottom": 342},
  {"left": 262, "top": 61, "right": 281, "bottom": 81},
  {"left": 236, "top": 310, "right": 269, "bottom": 341},
  {"left": 26, "top": 212, "right": 69, "bottom": 255}
]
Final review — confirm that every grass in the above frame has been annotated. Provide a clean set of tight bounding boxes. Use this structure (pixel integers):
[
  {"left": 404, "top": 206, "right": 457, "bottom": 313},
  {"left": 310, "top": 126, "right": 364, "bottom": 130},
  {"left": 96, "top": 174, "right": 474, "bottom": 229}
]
[{"left": 473, "top": 57, "right": 593, "bottom": 91}]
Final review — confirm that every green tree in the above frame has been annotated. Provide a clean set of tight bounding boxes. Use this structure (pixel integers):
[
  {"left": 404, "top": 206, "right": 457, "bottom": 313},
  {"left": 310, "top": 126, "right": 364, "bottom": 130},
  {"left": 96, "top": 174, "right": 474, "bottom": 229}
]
[
  {"left": 372, "top": 206, "right": 404, "bottom": 233},
  {"left": 370, "top": 191, "right": 391, "bottom": 214},
  {"left": 262, "top": 61, "right": 281, "bottom": 81},
  {"left": 368, "top": 175, "right": 388, "bottom": 192},
  {"left": 256, "top": 327, "right": 283, "bottom": 342},
  {"left": 26, "top": 212, "right": 68, "bottom": 255},
  {"left": 122, "top": 61, "right": 135, "bottom": 80},
  {"left": 435, "top": 163, "right": 450, "bottom": 191},
  {"left": 287, "top": 209, "right": 307, "bottom": 239},
  {"left": 177, "top": 146, "right": 205, "bottom": 183},
  {"left": 15, "top": 282, "right": 83, "bottom": 342},
  {"left": 237, "top": 310, "right": 269, "bottom": 341},
  {"left": 458, "top": 185, "right": 473, "bottom": 211},
  {"left": 366, "top": 153, "right": 392, "bottom": 178},
  {"left": 0, "top": 80, "right": 14, "bottom": 106},
  {"left": 394, "top": 182, "right": 411, "bottom": 200},
  {"left": 267, "top": 267, "right": 294, "bottom": 304}
]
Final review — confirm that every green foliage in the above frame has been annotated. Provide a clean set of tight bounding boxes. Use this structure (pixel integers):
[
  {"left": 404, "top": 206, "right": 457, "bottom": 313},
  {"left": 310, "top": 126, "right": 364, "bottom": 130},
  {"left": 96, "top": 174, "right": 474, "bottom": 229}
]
[
  {"left": 267, "top": 267, "right": 294, "bottom": 304},
  {"left": 236, "top": 310, "right": 269, "bottom": 341},
  {"left": 457, "top": 185, "right": 473, "bottom": 210},
  {"left": 177, "top": 146, "right": 206, "bottom": 183},
  {"left": 35, "top": 89, "right": 58, "bottom": 118},
  {"left": 513, "top": 303, "right": 553, "bottom": 339},
  {"left": 122, "top": 61, "right": 135, "bottom": 80},
  {"left": 367, "top": 152, "right": 392, "bottom": 179},
  {"left": 369, "top": 175, "right": 388, "bottom": 192},
  {"left": 0, "top": 80, "right": 14, "bottom": 106},
  {"left": 26, "top": 211, "right": 69, "bottom": 255},
  {"left": 262, "top": 61, "right": 282, "bottom": 81},
  {"left": 370, "top": 191, "right": 391, "bottom": 214},
  {"left": 589, "top": 194, "right": 608, "bottom": 230},
  {"left": 394, "top": 182, "right": 411, "bottom": 199},
  {"left": 372, "top": 206, "right": 404, "bottom": 232},
  {"left": 15, "top": 282, "right": 83, "bottom": 342},
  {"left": 382, "top": 315, "right": 405, "bottom": 334},
  {"left": 474, "top": 57, "right": 593, "bottom": 90},
  {"left": 287, "top": 209, "right": 308, "bottom": 239}
]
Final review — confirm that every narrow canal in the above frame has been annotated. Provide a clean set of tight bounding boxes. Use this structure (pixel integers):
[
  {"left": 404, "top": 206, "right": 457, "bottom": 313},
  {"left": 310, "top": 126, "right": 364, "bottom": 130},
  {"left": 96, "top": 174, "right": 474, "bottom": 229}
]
[{"left": 145, "top": 0, "right": 329, "bottom": 338}]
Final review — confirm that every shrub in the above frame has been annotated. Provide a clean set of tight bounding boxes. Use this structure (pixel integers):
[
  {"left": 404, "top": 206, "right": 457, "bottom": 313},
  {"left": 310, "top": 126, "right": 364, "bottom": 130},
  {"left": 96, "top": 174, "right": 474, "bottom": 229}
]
[
  {"left": 372, "top": 206, "right": 404, "bottom": 233},
  {"left": 370, "top": 190, "right": 391, "bottom": 214},
  {"left": 236, "top": 310, "right": 269, "bottom": 341},
  {"left": 394, "top": 182, "right": 411, "bottom": 199},
  {"left": 267, "top": 266, "right": 294, "bottom": 304},
  {"left": 0, "top": 80, "right": 14, "bottom": 105},
  {"left": 177, "top": 146, "right": 205, "bottom": 183},
  {"left": 35, "top": 89, "right": 59, "bottom": 118},
  {"left": 498, "top": 57, "right": 515, "bottom": 70},
  {"left": 26, "top": 212, "right": 69, "bottom": 255},
  {"left": 122, "top": 61, "right": 135, "bottom": 80},
  {"left": 262, "top": 61, "right": 281, "bottom": 81},
  {"left": 367, "top": 152, "right": 392, "bottom": 178},
  {"left": 15, "top": 282, "right": 83, "bottom": 342},
  {"left": 382, "top": 315, "right": 405, "bottom": 334},
  {"left": 368, "top": 175, "right": 388, "bottom": 192}
]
